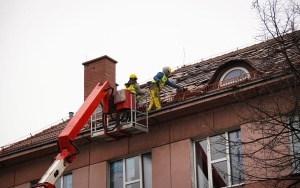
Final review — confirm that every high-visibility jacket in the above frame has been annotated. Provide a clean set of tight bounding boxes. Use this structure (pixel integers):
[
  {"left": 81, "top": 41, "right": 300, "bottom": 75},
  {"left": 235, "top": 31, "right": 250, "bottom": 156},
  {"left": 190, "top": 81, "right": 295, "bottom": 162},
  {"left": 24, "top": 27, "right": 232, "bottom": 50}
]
[
  {"left": 150, "top": 72, "right": 181, "bottom": 90},
  {"left": 124, "top": 83, "right": 136, "bottom": 93},
  {"left": 152, "top": 74, "right": 168, "bottom": 90},
  {"left": 124, "top": 82, "right": 144, "bottom": 100}
]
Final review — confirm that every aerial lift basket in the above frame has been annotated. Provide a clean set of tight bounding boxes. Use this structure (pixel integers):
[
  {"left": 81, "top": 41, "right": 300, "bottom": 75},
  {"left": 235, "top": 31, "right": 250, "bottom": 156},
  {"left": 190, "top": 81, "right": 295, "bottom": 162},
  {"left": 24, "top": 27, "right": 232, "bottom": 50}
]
[{"left": 90, "top": 89, "right": 148, "bottom": 141}]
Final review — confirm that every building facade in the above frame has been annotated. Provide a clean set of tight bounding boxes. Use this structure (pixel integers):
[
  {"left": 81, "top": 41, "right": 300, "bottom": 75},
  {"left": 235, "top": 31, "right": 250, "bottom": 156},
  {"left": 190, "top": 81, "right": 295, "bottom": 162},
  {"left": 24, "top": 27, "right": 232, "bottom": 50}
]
[{"left": 1, "top": 31, "right": 300, "bottom": 188}]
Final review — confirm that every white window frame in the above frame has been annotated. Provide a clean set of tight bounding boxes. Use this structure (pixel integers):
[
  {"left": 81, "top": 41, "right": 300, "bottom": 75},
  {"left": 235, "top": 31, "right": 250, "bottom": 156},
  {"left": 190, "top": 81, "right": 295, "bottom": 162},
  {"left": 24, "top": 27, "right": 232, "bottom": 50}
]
[
  {"left": 220, "top": 67, "right": 250, "bottom": 87},
  {"left": 207, "top": 133, "right": 231, "bottom": 187},
  {"left": 124, "top": 155, "right": 143, "bottom": 187},
  {"left": 109, "top": 153, "right": 152, "bottom": 188},
  {"left": 194, "top": 130, "right": 244, "bottom": 188}
]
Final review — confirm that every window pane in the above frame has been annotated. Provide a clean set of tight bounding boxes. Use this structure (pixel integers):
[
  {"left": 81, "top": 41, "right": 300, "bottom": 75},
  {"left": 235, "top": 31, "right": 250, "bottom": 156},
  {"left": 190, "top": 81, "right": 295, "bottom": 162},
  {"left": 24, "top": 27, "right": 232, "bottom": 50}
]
[
  {"left": 292, "top": 115, "right": 300, "bottom": 171},
  {"left": 212, "top": 161, "right": 228, "bottom": 187},
  {"left": 223, "top": 69, "right": 246, "bottom": 81},
  {"left": 55, "top": 177, "right": 62, "bottom": 188},
  {"left": 63, "top": 174, "right": 72, "bottom": 188},
  {"left": 126, "top": 156, "right": 140, "bottom": 182},
  {"left": 292, "top": 116, "right": 300, "bottom": 152},
  {"left": 126, "top": 182, "right": 140, "bottom": 188},
  {"left": 195, "top": 140, "right": 209, "bottom": 188},
  {"left": 220, "top": 68, "right": 249, "bottom": 86},
  {"left": 210, "top": 134, "right": 226, "bottom": 160},
  {"left": 110, "top": 160, "right": 123, "bottom": 188},
  {"left": 229, "top": 130, "right": 244, "bottom": 184},
  {"left": 142, "top": 153, "right": 152, "bottom": 188}
]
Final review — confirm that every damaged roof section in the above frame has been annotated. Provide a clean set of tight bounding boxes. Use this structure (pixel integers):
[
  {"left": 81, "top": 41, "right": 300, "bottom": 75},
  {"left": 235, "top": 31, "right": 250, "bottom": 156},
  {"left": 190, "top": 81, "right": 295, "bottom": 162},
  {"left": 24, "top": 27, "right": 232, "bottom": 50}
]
[
  {"left": 1, "top": 31, "right": 300, "bottom": 157},
  {"left": 159, "top": 31, "right": 300, "bottom": 103}
]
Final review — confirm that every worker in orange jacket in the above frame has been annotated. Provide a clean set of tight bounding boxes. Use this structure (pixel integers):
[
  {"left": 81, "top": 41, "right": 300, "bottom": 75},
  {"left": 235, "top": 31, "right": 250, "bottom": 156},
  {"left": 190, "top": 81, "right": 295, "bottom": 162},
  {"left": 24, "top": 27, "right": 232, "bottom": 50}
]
[{"left": 148, "top": 66, "right": 183, "bottom": 111}]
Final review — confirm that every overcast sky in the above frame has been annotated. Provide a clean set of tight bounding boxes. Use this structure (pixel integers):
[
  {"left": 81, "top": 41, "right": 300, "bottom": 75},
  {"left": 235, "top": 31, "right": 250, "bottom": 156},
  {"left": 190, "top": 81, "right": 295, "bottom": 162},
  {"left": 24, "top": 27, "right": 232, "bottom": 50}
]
[{"left": 0, "top": 0, "right": 261, "bottom": 147}]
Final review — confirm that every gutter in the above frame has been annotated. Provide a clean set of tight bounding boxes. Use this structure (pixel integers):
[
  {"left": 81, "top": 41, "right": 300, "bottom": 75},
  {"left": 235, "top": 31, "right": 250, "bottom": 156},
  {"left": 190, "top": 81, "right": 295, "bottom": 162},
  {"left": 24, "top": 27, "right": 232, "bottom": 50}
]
[{"left": 150, "top": 71, "right": 293, "bottom": 113}]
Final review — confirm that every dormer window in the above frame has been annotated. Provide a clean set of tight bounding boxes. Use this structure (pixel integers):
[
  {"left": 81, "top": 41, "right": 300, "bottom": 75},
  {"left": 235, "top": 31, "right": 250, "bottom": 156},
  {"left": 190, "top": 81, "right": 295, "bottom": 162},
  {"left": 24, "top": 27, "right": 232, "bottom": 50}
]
[{"left": 219, "top": 67, "right": 250, "bottom": 87}]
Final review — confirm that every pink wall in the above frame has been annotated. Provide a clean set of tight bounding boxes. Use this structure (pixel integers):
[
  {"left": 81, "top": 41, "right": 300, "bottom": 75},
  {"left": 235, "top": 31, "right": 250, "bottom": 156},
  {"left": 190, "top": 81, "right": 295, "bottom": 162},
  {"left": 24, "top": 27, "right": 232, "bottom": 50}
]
[{"left": 2, "top": 84, "right": 297, "bottom": 188}]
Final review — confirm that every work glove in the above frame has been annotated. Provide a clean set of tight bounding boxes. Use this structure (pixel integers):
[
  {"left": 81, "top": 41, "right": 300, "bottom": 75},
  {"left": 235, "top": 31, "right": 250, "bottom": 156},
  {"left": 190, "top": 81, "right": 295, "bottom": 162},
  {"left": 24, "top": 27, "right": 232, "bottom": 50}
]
[
  {"left": 177, "top": 87, "right": 187, "bottom": 92},
  {"left": 181, "top": 87, "right": 187, "bottom": 92}
]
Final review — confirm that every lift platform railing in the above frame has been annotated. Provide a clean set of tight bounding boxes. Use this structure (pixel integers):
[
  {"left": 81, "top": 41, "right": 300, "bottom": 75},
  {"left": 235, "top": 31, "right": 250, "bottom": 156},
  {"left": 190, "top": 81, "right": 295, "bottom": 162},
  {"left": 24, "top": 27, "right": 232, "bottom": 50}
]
[{"left": 90, "top": 89, "right": 149, "bottom": 139}]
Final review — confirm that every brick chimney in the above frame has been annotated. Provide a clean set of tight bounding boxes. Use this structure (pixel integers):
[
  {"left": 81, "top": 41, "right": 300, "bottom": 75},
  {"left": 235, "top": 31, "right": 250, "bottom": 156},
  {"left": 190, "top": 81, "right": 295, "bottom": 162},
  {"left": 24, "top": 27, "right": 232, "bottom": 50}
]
[{"left": 82, "top": 55, "right": 117, "bottom": 100}]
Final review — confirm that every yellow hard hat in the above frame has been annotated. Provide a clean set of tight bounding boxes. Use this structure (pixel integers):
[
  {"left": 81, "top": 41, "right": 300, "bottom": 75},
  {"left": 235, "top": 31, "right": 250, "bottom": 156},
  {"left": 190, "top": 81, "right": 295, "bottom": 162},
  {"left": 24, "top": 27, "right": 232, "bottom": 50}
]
[
  {"left": 163, "top": 66, "right": 172, "bottom": 75},
  {"left": 129, "top": 74, "right": 137, "bottom": 79}
]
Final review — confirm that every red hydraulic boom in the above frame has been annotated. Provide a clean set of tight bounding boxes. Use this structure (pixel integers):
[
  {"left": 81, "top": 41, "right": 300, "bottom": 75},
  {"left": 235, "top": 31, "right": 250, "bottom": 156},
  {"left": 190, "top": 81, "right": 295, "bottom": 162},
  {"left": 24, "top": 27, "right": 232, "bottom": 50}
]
[{"left": 33, "top": 81, "right": 111, "bottom": 188}]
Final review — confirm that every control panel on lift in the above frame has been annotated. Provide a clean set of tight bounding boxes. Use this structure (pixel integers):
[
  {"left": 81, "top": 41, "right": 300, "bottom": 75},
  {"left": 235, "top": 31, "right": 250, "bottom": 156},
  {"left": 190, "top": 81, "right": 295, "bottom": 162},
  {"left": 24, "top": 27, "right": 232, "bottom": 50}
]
[{"left": 90, "top": 88, "right": 148, "bottom": 141}]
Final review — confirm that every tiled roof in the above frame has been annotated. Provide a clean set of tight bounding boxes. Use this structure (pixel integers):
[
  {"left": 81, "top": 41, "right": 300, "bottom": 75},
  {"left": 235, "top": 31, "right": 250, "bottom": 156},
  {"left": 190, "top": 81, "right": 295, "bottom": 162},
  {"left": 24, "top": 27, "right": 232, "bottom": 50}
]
[
  {"left": 1, "top": 31, "right": 299, "bottom": 157},
  {"left": 159, "top": 31, "right": 300, "bottom": 102},
  {"left": 0, "top": 121, "right": 70, "bottom": 156}
]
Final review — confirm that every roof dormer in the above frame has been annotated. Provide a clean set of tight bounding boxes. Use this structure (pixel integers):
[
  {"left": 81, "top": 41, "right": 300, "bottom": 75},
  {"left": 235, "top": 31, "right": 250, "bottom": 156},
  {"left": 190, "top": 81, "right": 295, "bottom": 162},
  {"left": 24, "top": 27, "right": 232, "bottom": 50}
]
[{"left": 208, "top": 59, "right": 256, "bottom": 87}]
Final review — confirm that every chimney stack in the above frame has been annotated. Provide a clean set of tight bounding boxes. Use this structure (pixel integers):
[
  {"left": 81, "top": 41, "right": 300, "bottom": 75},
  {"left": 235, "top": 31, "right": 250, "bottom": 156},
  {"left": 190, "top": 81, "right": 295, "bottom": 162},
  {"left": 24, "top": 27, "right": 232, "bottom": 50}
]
[{"left": 82, "top": 55, "right": 117, "bottom": 100}]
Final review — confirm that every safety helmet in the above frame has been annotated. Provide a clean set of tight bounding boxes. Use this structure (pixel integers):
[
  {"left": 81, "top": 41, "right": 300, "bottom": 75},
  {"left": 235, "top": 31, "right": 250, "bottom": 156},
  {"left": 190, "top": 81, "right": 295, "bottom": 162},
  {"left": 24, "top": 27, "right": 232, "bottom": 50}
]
[
  {"left": 162, "top": 66, "right": 172, "bottom": 75},
  {"left": 129, "top": 74, "right": 137, "bottom": 79}
]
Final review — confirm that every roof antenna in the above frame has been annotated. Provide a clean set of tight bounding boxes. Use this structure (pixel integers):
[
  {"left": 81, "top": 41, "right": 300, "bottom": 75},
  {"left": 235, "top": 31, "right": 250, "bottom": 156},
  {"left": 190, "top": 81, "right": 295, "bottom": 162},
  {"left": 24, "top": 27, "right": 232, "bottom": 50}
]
[{"left": 183, "top": 46, "right": 186, "bottom": 66}]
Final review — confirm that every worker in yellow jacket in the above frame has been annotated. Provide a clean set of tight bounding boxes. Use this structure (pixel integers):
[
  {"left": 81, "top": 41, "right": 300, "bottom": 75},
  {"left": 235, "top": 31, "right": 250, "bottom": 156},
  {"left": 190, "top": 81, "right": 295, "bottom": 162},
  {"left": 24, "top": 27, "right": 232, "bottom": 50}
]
[
  {"left": 122, "top": 74, "right": 145, "bottom": 123},
  {"left": 124, "top": 73, "right": 145, "bottom": 103},
  {"left": 148, "top": 66, "right": 183, "bottom": 111}
]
